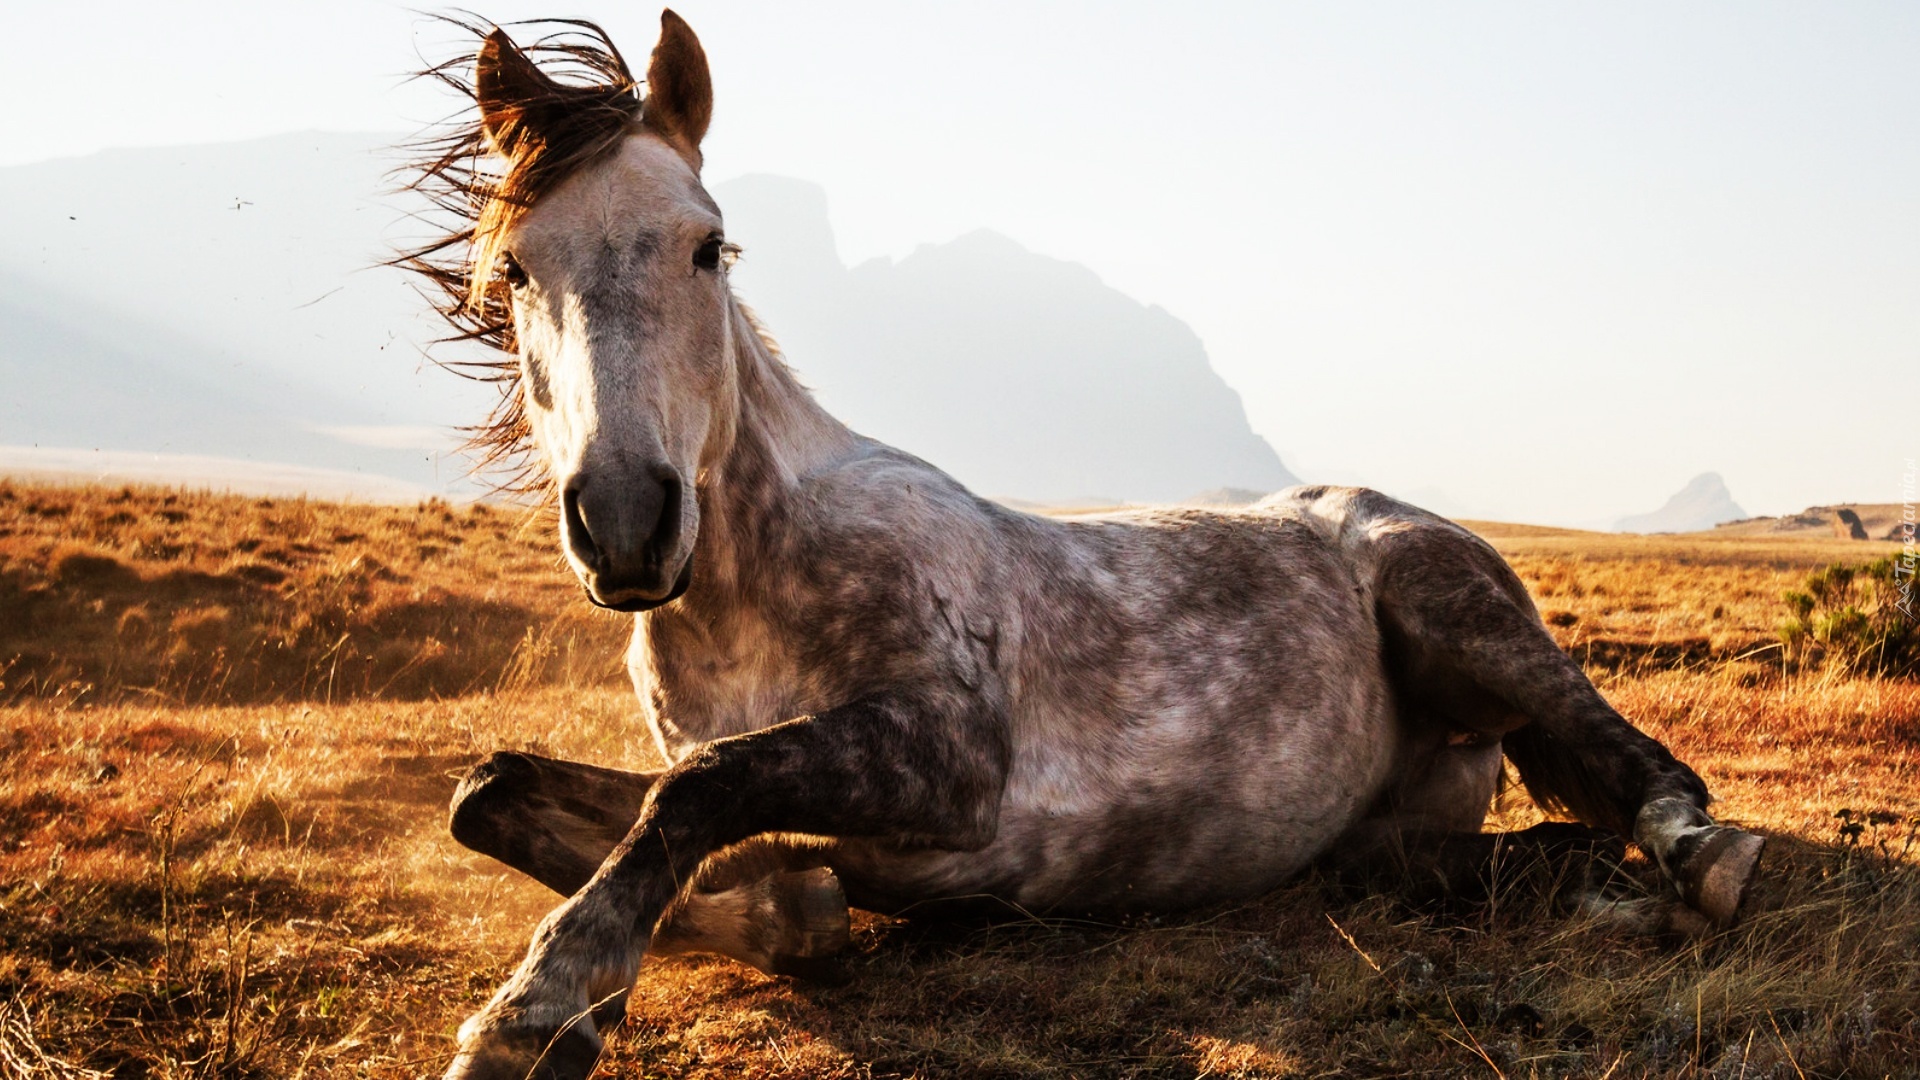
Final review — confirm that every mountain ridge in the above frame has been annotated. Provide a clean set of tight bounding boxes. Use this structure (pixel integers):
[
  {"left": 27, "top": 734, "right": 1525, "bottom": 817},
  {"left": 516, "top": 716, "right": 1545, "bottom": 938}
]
[{"left": 718, "top": 173, "right": 1299, "bottom": 502}]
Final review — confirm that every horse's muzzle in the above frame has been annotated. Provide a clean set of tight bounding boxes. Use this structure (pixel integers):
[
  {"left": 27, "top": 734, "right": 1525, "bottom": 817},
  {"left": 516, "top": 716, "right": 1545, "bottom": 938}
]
[
  {"left": 583, "top": 553, "right": 694, "bottom": 612},
  {"left": 561, "top": 465, "right": 691, "bottom": 609}
]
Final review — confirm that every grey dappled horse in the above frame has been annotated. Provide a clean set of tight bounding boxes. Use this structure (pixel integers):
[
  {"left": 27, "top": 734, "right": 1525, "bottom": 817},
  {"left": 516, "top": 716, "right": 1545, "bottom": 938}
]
[{"left": 397, "top": 13, "right": 1765, "bottom": 1079}]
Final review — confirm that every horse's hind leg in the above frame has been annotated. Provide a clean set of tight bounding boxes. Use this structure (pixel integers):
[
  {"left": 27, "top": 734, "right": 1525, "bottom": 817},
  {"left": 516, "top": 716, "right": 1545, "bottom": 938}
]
[
  {"left": 447, "top": 751, "right": 850, "bottom": 976},
  {"left": 1328, "top": 733, "right": 1708, "bottom": 931},
  {"left": 1363, "top": 503, "right": 1764, "bottom": 925}
]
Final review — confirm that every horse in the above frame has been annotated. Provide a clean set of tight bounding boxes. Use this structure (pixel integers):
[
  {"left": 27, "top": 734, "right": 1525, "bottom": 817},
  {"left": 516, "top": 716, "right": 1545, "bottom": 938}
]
[{"left": 397, "top": 13, "right": 1766, "bottom": 1079}]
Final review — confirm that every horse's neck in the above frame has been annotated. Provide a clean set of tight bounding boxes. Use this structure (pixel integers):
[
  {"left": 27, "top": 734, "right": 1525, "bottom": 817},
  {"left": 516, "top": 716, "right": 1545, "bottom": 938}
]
[
  {"left": 727, "top": 302, "right": 853, "bottom": 487},
  {"left": 686, "top": 301, "right": 855, "bottom": 607}
]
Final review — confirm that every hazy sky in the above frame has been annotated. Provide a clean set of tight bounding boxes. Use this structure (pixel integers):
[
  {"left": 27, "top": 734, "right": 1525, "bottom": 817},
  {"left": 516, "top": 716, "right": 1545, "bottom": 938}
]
[{"left": 5, "top": 2, "right": 1915, "bottom": 523}]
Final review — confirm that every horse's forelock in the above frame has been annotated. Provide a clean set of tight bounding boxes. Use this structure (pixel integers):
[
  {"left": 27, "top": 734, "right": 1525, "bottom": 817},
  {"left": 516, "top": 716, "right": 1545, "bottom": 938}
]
[{"left": 393, "top": 16, "right": 643, "bottom": 498}]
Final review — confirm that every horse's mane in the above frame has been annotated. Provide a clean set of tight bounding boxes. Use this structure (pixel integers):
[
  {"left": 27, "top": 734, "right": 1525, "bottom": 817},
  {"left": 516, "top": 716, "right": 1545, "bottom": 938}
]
[{"left": 395, "top": 16, "right": 642, "bottom": 495}]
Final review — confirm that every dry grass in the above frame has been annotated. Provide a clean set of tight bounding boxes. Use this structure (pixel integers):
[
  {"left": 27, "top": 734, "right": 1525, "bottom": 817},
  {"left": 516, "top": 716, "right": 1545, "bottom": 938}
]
[
  {"left": 1478, "top": 525, "right": 1904, "bottom": 680},
  {"left": 0, "top": 480, "right": 630, "bottom": 705},
  {"left": 1, "top": 481, "right": 1916, "bottom": 1078}
]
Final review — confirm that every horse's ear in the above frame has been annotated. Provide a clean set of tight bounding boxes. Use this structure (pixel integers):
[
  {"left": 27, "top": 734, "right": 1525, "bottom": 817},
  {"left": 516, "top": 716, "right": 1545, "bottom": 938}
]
[
  {"left": 476, "top": 28, "right": 558, "bottom": 152},
  {"left": 641, "top": 10, "right": 713, "bottom": 162}
]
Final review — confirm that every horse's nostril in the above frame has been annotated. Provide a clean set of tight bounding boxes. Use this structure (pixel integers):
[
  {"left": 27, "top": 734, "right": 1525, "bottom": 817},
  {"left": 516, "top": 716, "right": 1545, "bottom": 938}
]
[
  {"left": 561, "top": 482, "right": 600, "bottom": 570},
  {"left": 649, "top": 469, "right": 683, "bottom": 557}
]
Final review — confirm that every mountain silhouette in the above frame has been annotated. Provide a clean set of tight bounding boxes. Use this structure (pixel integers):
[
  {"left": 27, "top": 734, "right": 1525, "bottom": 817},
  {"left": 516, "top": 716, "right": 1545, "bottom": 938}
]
[
  {"left": 718, "top": 175, "right": 1298, "bottom": 503},
  {"left": 1614, "top": 472, "right": 1748, "bottom": 533}
]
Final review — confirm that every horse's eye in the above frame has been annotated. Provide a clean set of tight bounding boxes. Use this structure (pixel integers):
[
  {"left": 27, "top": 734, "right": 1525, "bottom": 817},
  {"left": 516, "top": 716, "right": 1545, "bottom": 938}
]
[
  {"left": 500, "top": 252, "right": 528, "bottom": 289},
  {"left": 693, "top": 236, "right": 725, "bottom": 272}
]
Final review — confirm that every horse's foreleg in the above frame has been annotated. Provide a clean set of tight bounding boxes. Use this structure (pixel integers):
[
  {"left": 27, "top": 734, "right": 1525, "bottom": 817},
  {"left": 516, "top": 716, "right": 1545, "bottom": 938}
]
[
  {"left": 447, "top": 752, "right": 851, "bottom": 977},
  {"left": 442, "top": 691, "right": 1009, "bottom": 1080},
  {"left": 1372, "top": 519, "right": 1765, "bottom": 927}
]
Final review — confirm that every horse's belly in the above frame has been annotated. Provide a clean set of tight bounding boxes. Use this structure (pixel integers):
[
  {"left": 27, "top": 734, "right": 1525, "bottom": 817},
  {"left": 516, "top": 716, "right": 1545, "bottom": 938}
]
[{"left": 831, "top": 672, "right": 1399, "bottom": 913}]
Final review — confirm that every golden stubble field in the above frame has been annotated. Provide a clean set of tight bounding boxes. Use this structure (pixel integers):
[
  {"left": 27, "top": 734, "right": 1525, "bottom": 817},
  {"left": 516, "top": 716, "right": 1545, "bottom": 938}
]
[{"left": 1, "top": 479, "right": 1916, "bottom": 1079}]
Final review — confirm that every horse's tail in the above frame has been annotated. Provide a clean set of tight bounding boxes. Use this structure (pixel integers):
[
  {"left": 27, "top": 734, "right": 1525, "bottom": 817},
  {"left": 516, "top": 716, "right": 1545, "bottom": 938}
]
[{"left": 1500, "top": 724, "right": 1646, "bottom": 837}]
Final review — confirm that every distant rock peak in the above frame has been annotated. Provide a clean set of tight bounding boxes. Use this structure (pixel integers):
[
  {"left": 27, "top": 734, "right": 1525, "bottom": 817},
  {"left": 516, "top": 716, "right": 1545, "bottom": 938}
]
[{"left": 1614, "top": 472, "right": 1747, "bottom": 534}]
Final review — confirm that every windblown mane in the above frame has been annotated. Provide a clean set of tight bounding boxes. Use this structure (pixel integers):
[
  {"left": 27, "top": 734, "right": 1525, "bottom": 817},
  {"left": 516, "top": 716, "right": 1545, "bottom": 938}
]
[{"left": 395, "top": 17, "right": 642, "bottom": 495}]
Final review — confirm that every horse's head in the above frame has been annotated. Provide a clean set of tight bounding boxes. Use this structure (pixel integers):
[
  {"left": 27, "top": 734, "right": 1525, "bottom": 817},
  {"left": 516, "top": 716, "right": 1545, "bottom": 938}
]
[{"left": 454, "top": 12, "right": 730, "bottom": 611}]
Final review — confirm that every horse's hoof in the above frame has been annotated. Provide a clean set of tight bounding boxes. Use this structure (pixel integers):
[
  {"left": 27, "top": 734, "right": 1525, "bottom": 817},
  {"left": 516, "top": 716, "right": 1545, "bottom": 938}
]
[
  {"left": 443, "top": 1045, "right": 534, "bottom": 1080},
  {"left": 771, "top": 867, "right": 852, "bottom": 962},
  {"left": 445, "top": 1017, "right": 604, "bottom": 1080},
  {"left": 1675, "top": 827, "right": 1765, "bottom": 926}
]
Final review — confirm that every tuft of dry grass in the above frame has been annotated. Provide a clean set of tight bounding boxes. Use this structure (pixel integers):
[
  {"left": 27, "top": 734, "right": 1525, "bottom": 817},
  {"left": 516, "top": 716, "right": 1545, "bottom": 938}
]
[{"left": 1, "top": 480, "right": 1916, "bottom": 1077}]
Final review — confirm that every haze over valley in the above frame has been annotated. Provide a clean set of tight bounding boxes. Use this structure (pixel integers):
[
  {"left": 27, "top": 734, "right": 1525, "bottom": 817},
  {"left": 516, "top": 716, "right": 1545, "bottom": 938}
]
[{"left": 1, "top": 135, "right": 1294, "bottom": 507}]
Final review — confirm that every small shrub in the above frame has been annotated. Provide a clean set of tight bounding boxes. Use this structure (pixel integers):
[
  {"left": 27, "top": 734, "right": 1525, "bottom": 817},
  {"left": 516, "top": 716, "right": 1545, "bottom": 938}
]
[{"left": 1779, "top": 558, "right": 1919, "bottom": 677}]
